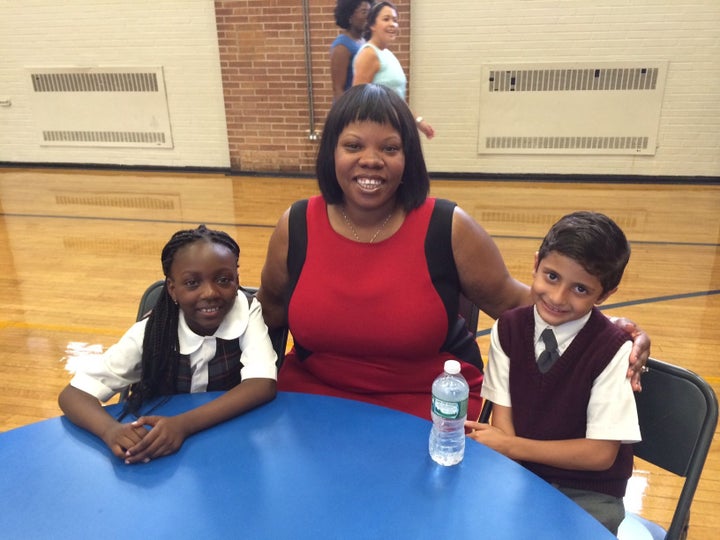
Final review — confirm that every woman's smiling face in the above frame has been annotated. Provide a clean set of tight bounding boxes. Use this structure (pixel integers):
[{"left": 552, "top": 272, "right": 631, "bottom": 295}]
[
  {"left": 370, "top": 5, "right": 399, "bottom": 44},
  {"left": 334, "top": 120, "right": 405, "bottom": 210}
]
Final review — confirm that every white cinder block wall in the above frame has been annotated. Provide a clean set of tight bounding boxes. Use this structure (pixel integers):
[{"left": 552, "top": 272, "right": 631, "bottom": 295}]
[
  {"left": 0, "top": 0, "right": 230, "bottom": 168},
  {"left": 410, "top": 0, "right": 720, "bottom": 176}
]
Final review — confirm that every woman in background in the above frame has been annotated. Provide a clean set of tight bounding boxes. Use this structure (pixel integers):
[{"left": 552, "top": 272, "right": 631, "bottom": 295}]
[
  {"left": 352, "top": 1, "right": 435, "bottom": 139},
  {"left": 330, "top": 0, "right": 372, "bottom": 102}
]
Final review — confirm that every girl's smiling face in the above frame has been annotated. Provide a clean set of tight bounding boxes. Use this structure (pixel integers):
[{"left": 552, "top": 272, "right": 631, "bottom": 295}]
[{"left": 167, "top": 240, "right": 239, "bottom": 336}]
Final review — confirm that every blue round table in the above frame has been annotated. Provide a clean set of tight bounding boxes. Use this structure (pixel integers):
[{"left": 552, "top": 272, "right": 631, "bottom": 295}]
[{"left": 0, "top": 392, "right": 615, "bottom": 539}]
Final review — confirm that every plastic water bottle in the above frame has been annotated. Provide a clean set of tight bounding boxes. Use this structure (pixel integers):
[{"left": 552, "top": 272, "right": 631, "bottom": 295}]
[{"left": 429, "top": 359, "right": 469, "bottom": 466}]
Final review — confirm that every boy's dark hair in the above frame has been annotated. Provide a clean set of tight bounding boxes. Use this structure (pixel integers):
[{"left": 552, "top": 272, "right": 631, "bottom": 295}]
[
  {"left": 124, "top": 225, "right": 240, "bottom": 415},
  {"left": 334, "top": 0, "right": 370, "bottom": 30},
  {"left": 316, "top": 83, "right": 429, "bottom": 212},
  {"left": 363, "top": 1, "right": 396, "bottom": 40},
  {"left": 537, "top": 211, "right": 630, "bottom": 294}
]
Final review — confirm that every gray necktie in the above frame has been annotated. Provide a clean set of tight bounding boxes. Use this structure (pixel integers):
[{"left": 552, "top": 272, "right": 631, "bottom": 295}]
[{"left": 538, "top": 328, "right": 560, "bottom": 373}]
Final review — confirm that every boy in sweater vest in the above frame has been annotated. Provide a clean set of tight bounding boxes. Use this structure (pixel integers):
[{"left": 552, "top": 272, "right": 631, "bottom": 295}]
[{"left": 466, "top": 211, "right": 640, "bottom": 534}]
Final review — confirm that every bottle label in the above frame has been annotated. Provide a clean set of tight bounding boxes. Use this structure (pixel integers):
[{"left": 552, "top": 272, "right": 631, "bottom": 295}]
[{"left": 431, "top": 395, "right": 468, "bottom": 419}]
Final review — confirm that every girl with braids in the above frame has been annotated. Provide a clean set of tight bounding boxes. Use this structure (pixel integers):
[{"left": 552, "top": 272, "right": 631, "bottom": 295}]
[{"left": 59, "top": 225, "right": 277, "bottom": 464}]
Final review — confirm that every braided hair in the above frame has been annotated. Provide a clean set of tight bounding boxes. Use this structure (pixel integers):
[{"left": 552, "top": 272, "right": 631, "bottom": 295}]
[{"left": 123, "top": 225, "right": 240, "bottom": 416}]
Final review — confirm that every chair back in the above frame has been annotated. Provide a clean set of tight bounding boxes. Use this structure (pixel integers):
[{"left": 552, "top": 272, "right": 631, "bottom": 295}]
[
  {"left": 136, "top": 279, "right": 165, "bottom": 321},
  {"left": 458, "top": 293, "right": 495, "bottom": 422},
  {"left": 459, "top": 293, "right": 479, "bottom": 337},
  {"left": 478, "top": 354, "right": 717, "bottom": 539},
  {"left": 630, "top": 357, "right": 718, "bottom": 539}
]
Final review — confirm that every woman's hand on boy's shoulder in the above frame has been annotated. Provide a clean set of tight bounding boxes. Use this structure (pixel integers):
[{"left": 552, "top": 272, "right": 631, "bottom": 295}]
[{"left": 609, "top": 316, "right": 650, "bottom": 391}]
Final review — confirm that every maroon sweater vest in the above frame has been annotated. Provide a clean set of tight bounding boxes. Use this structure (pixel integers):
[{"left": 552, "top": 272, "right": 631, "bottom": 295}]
[{"left": 497, "top": 306, "right": 633, "bottom": 498}]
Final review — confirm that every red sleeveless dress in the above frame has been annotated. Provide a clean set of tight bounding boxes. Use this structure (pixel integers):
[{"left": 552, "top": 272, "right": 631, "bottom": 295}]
[{"left": 278, "top": 196, "right": 483, "bottom": 420}]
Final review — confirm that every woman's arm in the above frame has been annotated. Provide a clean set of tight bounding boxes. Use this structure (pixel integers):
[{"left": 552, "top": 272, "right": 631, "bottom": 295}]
[
  {"left": 257, "top": 209, "right": 291, "bottom": 329},
  {"left": 330, "top": 43, "right": 352, "bottom": 101},
  {"left": 415, "top": 117, "right": 435, "bottom": 140},
  {"left": 352, "top": 46, "right": 380, "bottom": 86},
  {"left": 610, "top": 317, "right": 651, "bottom": 390},
  {"left": 451, "top": 206, "right": 532, "bottom": 318}
]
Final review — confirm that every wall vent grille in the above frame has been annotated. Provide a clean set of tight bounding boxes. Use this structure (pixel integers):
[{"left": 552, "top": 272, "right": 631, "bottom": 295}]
[
  {"left": 488, "top": 67, "right": 659, "bottom": 93},
  {"left": 31, "top": 72, "right": 159, "bottom": 93},
  {"left": 485, "top": 136, "right": 648, "bottom": 152},
  {"left": 44, "top": 131, "right": 166, "bottom": 145},
  {"left": 28, "top": 67, "right": 173, "bottom": 148},
  {"left": 477, "top": 61, "right": 667, "bottom": 155}
]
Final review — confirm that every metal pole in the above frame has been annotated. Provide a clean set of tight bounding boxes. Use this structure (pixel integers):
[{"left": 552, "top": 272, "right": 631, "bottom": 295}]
[{"left": 302, "top": 0, "right": 319, "bottom": 140}]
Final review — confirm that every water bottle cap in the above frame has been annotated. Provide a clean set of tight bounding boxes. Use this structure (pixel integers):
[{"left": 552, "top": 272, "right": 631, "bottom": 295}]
[{"left": 444, "top": 359, "right": 461, "bottom": 374}]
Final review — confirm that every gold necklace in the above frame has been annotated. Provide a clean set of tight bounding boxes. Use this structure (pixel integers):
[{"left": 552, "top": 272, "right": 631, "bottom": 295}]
[{"left": 340, "top": 206, "right": 393, "bottom": 243}]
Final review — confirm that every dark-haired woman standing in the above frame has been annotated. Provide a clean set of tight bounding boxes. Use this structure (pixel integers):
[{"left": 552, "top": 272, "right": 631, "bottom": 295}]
[
  {"left": 352, "top": 1, "right": 435, "bottom": 139},
  {"left": 330, "top": 0, "right": 372, "bottom": 101}
]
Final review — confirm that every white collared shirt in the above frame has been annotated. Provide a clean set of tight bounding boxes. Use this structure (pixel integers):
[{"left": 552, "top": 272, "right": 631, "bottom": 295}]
[
  {"left": 69, "top": 290, "right": 277, "bottom": 402},
  {"left": 532, "top": 308, "right": 591, "bottom": 360},
  {"left": 482, "top": 306, "right": 640, "bottom": 443}
]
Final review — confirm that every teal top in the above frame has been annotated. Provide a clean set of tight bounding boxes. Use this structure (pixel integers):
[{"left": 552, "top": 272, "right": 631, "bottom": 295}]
[{"left": 355, "top": 43, "right": 407, "bottom": 99}]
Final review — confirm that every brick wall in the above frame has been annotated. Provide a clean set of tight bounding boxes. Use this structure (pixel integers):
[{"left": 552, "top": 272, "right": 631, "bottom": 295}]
[{"left": 215, "top": 0, "right": 410, "bottom": 173}]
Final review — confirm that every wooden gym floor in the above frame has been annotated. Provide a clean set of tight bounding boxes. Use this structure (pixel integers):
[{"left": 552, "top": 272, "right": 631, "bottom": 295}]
[{"left": 0, "top": 167, "right": 718, "bottom": 538}]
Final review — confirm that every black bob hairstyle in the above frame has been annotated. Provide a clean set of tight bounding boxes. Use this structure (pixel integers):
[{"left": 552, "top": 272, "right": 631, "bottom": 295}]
[{"left": 316, "top": 83, "right": 430, "bottom": 212}]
